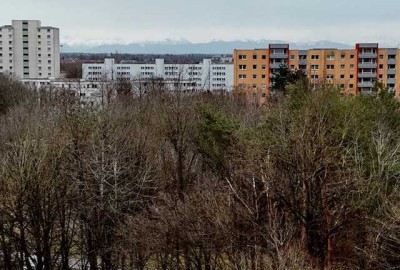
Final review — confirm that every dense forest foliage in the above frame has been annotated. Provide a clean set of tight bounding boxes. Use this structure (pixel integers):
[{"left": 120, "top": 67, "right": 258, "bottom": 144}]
[{"left": 0, "top": 74, "right": 399, "bottom": 269}]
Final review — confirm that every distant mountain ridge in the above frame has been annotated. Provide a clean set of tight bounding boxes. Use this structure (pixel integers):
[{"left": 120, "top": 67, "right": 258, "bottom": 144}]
[{"left": 61, "top": 40, "right": 355, "bottom": 54}]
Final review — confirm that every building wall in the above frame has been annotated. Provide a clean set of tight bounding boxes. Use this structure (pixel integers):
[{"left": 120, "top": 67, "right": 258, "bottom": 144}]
[
  {"left": 234, "top": 43, "right": 399, "bottom": 101},
  {"left": 0, "top": 20, "right": 60, "bottom": 79},
  {"left": 233, "top": 49, "right": 269, "bottom": 103}
]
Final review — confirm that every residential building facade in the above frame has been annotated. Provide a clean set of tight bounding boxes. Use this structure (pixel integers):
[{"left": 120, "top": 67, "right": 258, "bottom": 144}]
[
  {"left": 234, "top": 43, "right": 400, "bottom": 102},
  {"left": 82, "top": 58, "right": 234, "bottom": 91},
  {"left": 0, "top": 20, "right": 60, "bottom": 79}
]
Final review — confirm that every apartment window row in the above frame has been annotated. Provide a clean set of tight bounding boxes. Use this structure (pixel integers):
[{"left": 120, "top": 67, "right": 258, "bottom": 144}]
[
  {"left": 116, "top": 66, "right": 130, "bottom": 70},
  {"left": 239, "top": 54, "right": 268, "bottom": 60},
  {"left": 165, "top": 66, "right": 178, "bottom": 70},
  {"left": 213, "top": 72, "right": 225, "bottom": 76},
  {"left": 213, "top": 78, "right": 226, "bottom": 81},
  {"left": 141, "top": 66, "right": 154, "bottom": 70},
  {"left": 212, "top": 83, "right": 226, "bottom": 87},
  {"left": 212, "top": 67, "right": 226, "bottom": 70},
  {"left": 88, "top": 66, "right": 102, "bottom": 70},
  {"left": 165, "top": 72, "right": 179, "bottom": 76}
]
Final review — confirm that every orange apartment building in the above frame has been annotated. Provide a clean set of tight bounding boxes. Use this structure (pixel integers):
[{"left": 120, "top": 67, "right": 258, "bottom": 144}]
[{"left": 234, "top": 43, "right": 400, "bottom": 103}]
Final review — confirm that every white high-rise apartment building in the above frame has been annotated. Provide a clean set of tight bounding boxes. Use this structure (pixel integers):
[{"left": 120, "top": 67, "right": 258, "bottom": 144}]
[
  {"left": 0, "top": 20, "right": 60, "bottom": 79},
  {"left": 82, "top": 58, "right": 234, "bottom": 91}
]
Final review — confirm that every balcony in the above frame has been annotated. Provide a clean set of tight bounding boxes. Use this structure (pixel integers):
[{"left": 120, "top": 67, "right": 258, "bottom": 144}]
[
  {"left": 269, "top": 53, "right": 288, "bottom": 59},
  {"left": 358, "top": 53, "right": 377, "bottom": 59},
  {"left": 387, "top": 69, "right": 396, "bottom": 75},
  {"left": 358, "top": 73, "right": 377, "bottom": 78},
  {"left": 358, "top": 81, "right": 374, "bottom": 88},
  {"left": 388, "top": 59, "right": 396, "bottom": 65},
  {"left": 387, "top": 78, "right": 396, "bottom": 84},
  {"left": 270, "top": 62, "right": 287, "bottom": 69},
  {"left": 358, "top": 63, "right": 377, "bottom": 69},
  {"left": 299, "top": 59, "right": 307, "bottom": 65}
]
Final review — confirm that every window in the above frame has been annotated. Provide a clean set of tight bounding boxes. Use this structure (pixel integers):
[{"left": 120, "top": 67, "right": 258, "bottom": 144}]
[
  {"left": 379, "top": 74, "right": 383, "bottom": 79},
  {"left": 327, "top": 55, "right": 334, "bottom": 60},
  {"left": 262, "top": 55, "right": 267, "bottom": 60},
  {"left": 379, "top": 64, "right": 383, "bottom": 69},
  {"left": 290, "top": 65, "right": 295, "bottom": 70},
  {"left": 311, "top": 65, "right": 319, "bottom": 70},
  {"left": 261, "top": 65, "right": 266, "bottom": 70},
  {"left": 47, "top": 35, "right": 51, "bottom": 38},
  {"left": 253, "top": 74, "right": 257, "bottom": 79},
  {"left": 341, "top": 54, "right": 345, "bottom": 59},
  {"left": 326, "top": 74, "right": 334, "bottom": 79},
  {"left": 253, "top": 65, "right": 257, "bottom": 70},
  {"left": 38, "top": 53, "right": 41, "bottom": 57},
  {"left": 340, "top": 84, "right": 345, "bottom": 88},
  {"left": 262, "top": 74, "right": 266, "bottom": 79},
  {"left": 311, "top": 55, "right": 319, "bottom": 60},
  {"left": 238, "top": 74, "right": 247, "bottom": 79},
  {"left": 350, "top": 74, "right": 354, "bottom": 78},
  {"left": 238, "top": 55, "right": 247, "bottom": 60},
  {"left": 48, "top": 60, "right": 51, "bottom": 64},
  {"left": 349, "top": 84, "right": 354, "bottom": 88},
  {"left": 340, "top": 74, "right": 345, "bottom": 79},
  {"left": 379, "top": 55, "right": 383, "bottom": 59},
  {"left": 290, "top": 55, "right": 295, "bottom": 60},
  {"left": 253, "top": 55, "right": 257, "bottom": 60},
  {"left": 311, "top": 75, "right": 319, "bottom": 79},
  {"left": 340, "top": 64, "right": 345, "bottom": 70},
  {"left": 350, "top": 55, "right": 354, "bottom": 59},
  {"left": 238, "top": 65, "right": 247, "bottom": 70},
  {"left": 350, "top": 64, "right": 354, "bottom": 70},
  {"left": 326, "top": 65, "right": 334, "bottom": 70}
]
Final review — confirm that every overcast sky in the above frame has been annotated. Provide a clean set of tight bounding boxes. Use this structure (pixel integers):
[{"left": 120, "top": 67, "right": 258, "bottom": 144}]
[{"left": 2, "top": 0, "right": 400, "bottom": 46}]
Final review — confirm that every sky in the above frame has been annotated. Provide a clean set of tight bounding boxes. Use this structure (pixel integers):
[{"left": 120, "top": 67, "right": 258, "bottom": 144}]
[{"left": 2, "top": 0, "right": 400, "bottom": 46}]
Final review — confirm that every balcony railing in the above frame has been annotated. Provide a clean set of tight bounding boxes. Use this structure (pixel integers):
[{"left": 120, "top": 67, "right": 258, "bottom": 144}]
[
  {"left": 387, "top": 78, "right": 396, "bottom": 84},
  {"left": 359, "top": 63, "right": 377, "bottom": 69},
  {"left": 358, "top": 81, "right": 374, "bottom": 88},
  {"left": 358, "top": 53, "right": 377, "bottom": 58},
  {"left": 358, "top": 73, "right": 377, "bottom": 78},
  {"left": 269, "top": 62, "right": 287, "bottom": 69},
  {"left": 269, "top": 53, "right": 288, "bottom": 59},
  {"left": 387, "top": 69, "right": 396, "bottom": 75}
]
